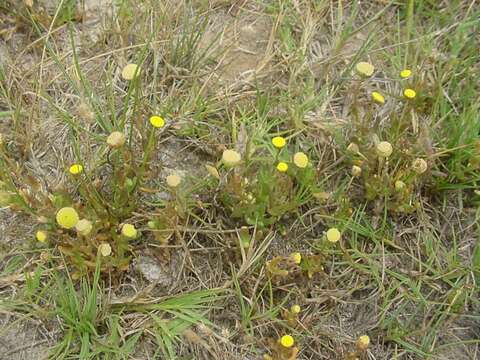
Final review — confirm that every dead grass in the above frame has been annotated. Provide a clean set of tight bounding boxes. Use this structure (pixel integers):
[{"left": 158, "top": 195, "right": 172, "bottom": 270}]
[{"left": 1, "top": 0, "right": 479, "bottom": 359}]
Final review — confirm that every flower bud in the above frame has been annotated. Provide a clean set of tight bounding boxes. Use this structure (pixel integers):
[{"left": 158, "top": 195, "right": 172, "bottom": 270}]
[
  {"left": 351, "top": 165, "right": 362, "bottom": 177},
  {"left": 412, "top": 158, "right": 427, "bottom": 174},
  {"left": 75, "top": 219, "right": 93, "bottom": 236},
  {"left": 221, "top": 149, "right": 241, "bottom": 167},
  {"left": 395, "top": 180, "right": 406, "bottom": 191},
  {"left": 107, "top": 131, "right": 126, "bottom": 148},
  {"left": 376, "top": 141, "right": 393, "bottom": 158}
]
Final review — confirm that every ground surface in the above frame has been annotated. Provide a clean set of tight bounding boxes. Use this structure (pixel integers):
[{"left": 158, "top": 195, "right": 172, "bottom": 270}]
[{"left": 0, "top": 1, "right": 479, "bottom": 359}]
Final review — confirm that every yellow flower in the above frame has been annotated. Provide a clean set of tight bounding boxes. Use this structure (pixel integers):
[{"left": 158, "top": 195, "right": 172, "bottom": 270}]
[
  {"left": 371, "top": 91, "right": 385, "bottom": 104},
  {"left": 403, "top": 88, "right": 416, "bottom": 99},
  {"left": 376, "top": 141, "right": 393, "bottom": 158},
  {"left": 36, "top": 230, "right": 47, "bottom": 242},
  {"left": 290, "top": 252, "right": 302, "bottom": 264},
  {"left": 290, "top": 304, "right": 301, "bottom": 314},
  {"left": 351, "top": 165, "right": 362, "bottom": 177},
  {"left": 166, "top": 174, "right": 181, "bottom": 188},
  {"left": 395, "top": 180, "right": 406, "bottom": 191},
  {"left": 222, "top": 149, "right": 241, "bottom": 167},
  {"left": 121, "top": 223, "right": 137, "bottom": 238},
  {"left": 400, "top": 69, "right": 412, "bottom": 78},
  {"left": 272, "top": 136, "right": 286, "bottom": 149},
  {"left": 205, "top": 164, "right": 220, "bottom": 179},
  {"left": 121, "top": 63, "right": 140, "bottom": 80},
  {"left": 280, "top": 335, "right": 294, "bottom": 348},
  {"left": 326, "top": 228, "right": 341, "bottom": 243},
  {"left": 412, "top": 158, "right": 427, "bottom": 174},
  {"left": 356, "top": 335, "right": 370, "bottom": 351},
  {"left": 293, "top": 152, "right": 308, "bottom": 168},
  {"left": 106, "top": 131, "right": 126, "bottom": 148},
  {"left": 56, "top": 207, "right": 79, "bottom": 229},
  {"left": 98, "top": 243, "right": 112, "bottom": 257},
  {"left": 355, "top": 61, "right": 375, "bottom": 77},
  {"left": 149, "top": 115, "right": 165, "bottom": 128},
  {"left": 276, "top": 162, "right": 288, "bottom": 172},
  {"left": 69, "top": 164, "right": 83, "bottom": 175},
  {"left": 75, "top": 219, "right": 93, "bottom": 236}
]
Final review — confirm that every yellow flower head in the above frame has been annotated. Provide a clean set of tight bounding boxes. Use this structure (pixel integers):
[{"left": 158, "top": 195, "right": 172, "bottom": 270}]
[
  {"left": 356, "top": 335, "right": 370, "bottom": 351},
  {"left": 149, "top": 115, "right": 165, "bottom": 128},
  {"left": 36, "top": 230, "right": 47, "bottom": 242},
  {"left": 376, "top": 141, "right": 393, "bottom": 158},
  {"left": 412, "top": 158, "right": 427, "bottom": 174},
  {"left": 291, "top": 304, "right": 301, "bottom": 314},
  {"left": 280, "top": 335, "right": 295, "bottom": 348},
  {"left": 371, "top": 91, "right": 385, "bottom": 104},
  {"left": 290, "top": 252, "right": 302, "bottom": 264},
  {"left": 403, "top": 88, "right": 416, "bottom": 99},
  {"left": 98, "top": 243, "right": 112, "bottom": 257},
  {"left": 395, "top": 180, "right": 406, "bottom": 191},
  {"left": 222, "top": 149, "right": 241, "bottom": 167},
  {"left": 121, "top": 223, "right": 137, "bottom": 238},
  {"left": 355, "top": 62, "right": 375, "bottom": 77},
  {"left": 166, "top": 174, "right": 181, "bottom": 188},
  {"left": 69, "top": 164, "right": 83, "bottom": 175},
  {"left": 400, "top": 69, "right": 412, "bottom": 78},
  {"left": 56, "top": 207, "right": 79, "bottom": 229},
  {"left": 293, "top": 152, "right": 309, "bottom": 168},
  {"left": 121, "top": 63, "right": 140, "bottom": 80},
  {"left": 75, "top": 219, "right": 93, "bottom": 236},
  {"left": 276, "top": 162, "right": 288, "bottom": 172},
  {"left": 107, "top": 131, "right": 126, "bottom": 148},
  {"left": 205, "top": 164, "right": 220, "bottom": 179},
  {"left": 326, "top": 228, "right": 341, "bottom": 243},
  {"left": 272, "top": 136, "right": 286, "bottom": 149},
  {"left": 351, "top": 165, "right": 362, "bottom": 177}
]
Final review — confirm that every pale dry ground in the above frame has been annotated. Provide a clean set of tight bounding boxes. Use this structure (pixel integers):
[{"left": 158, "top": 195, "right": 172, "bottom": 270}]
[{"left": 1, "top": 1, "right": 479, "bottom": 359}]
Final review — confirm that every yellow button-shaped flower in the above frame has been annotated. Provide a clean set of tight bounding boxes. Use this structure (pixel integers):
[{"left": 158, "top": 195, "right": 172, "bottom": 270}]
[
  {"left": 36, "top": 230, "right": 47, "bottom": 242},
  {"left": 56, "top": 207, "right": 79, "bottom": 229},
  {"left": 280, "top": 335, "right": 294, "bottom": 348},
  {"left": 395, "top": 180, "right": 406, "bottom": 191},
  {"left": 412, "top": 158, "right": 427, "bottom": 174},
  {"left": 121, "top": 223, "right": 137, "bottom": 238},
  {"left": 205, "top": 164, "right": 220, "bottom": 179},
  {"left": 293, "top": 152, "right": 308, "bottom": 168},
  {"left": 69, "top": 164, "right": 83, "bottom": 175},
  {"left": 357, "top": 335, "right": 370, "bottom": 350},
  {"left": 121, "top": 63, "right": 140, "bottom": 80},
  {"left": 403, "top": 88, "right": 416, "bottom": 99},
  {"left": 291, "top": 304, "right": 301, "bottom": 314},
  {"left": 351, "top": 165, "right": 362, "bottom": 177},
  {"left": 400, "top": 69, "right": 412, "bottom": 78},
  {"left": 326, "top": 227, "right": 341, "bottom": 243},
  {"left": 222, "top": 149, "right": 241, "bottom": 167},
  {"left": 98, "top": 243, "right": 112, "bottom": 257},
  {"left": 75, "top": 219, "right": 93, "bottom": 236},
  {"left": 291, "top": 252, "right": 302, "bottom": 264},
  {"left": 107, "top": 131, "right": 126, "bottom": 148},
  {"left": 376, "top": 141, "right": 393, "bottom": 158},
  {"left": 276, "top": 162, "right": 288, "bottom": 172},
  {"left": 272, "top": 136, "right": 286, "bottom": 149},
  {"left": 166, "top": 174, "right": 181, "bottom": 188},
  {"left": 371, "top": 91, "right": 385, "bottom": 104},
  {"left": 149, "top": 115, "right": 165, "bottom": 128},
  {"left": 355, "top": 61, "right": 375, "bottom": 77}
]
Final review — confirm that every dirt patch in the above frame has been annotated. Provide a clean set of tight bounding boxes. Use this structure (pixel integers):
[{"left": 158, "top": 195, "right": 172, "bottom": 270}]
[
  {"left": 200, "top": 11, "right": 272, "bottom": 86},
  {"left": 0, "top": 318, "right": 50, "bottom": 360}
]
